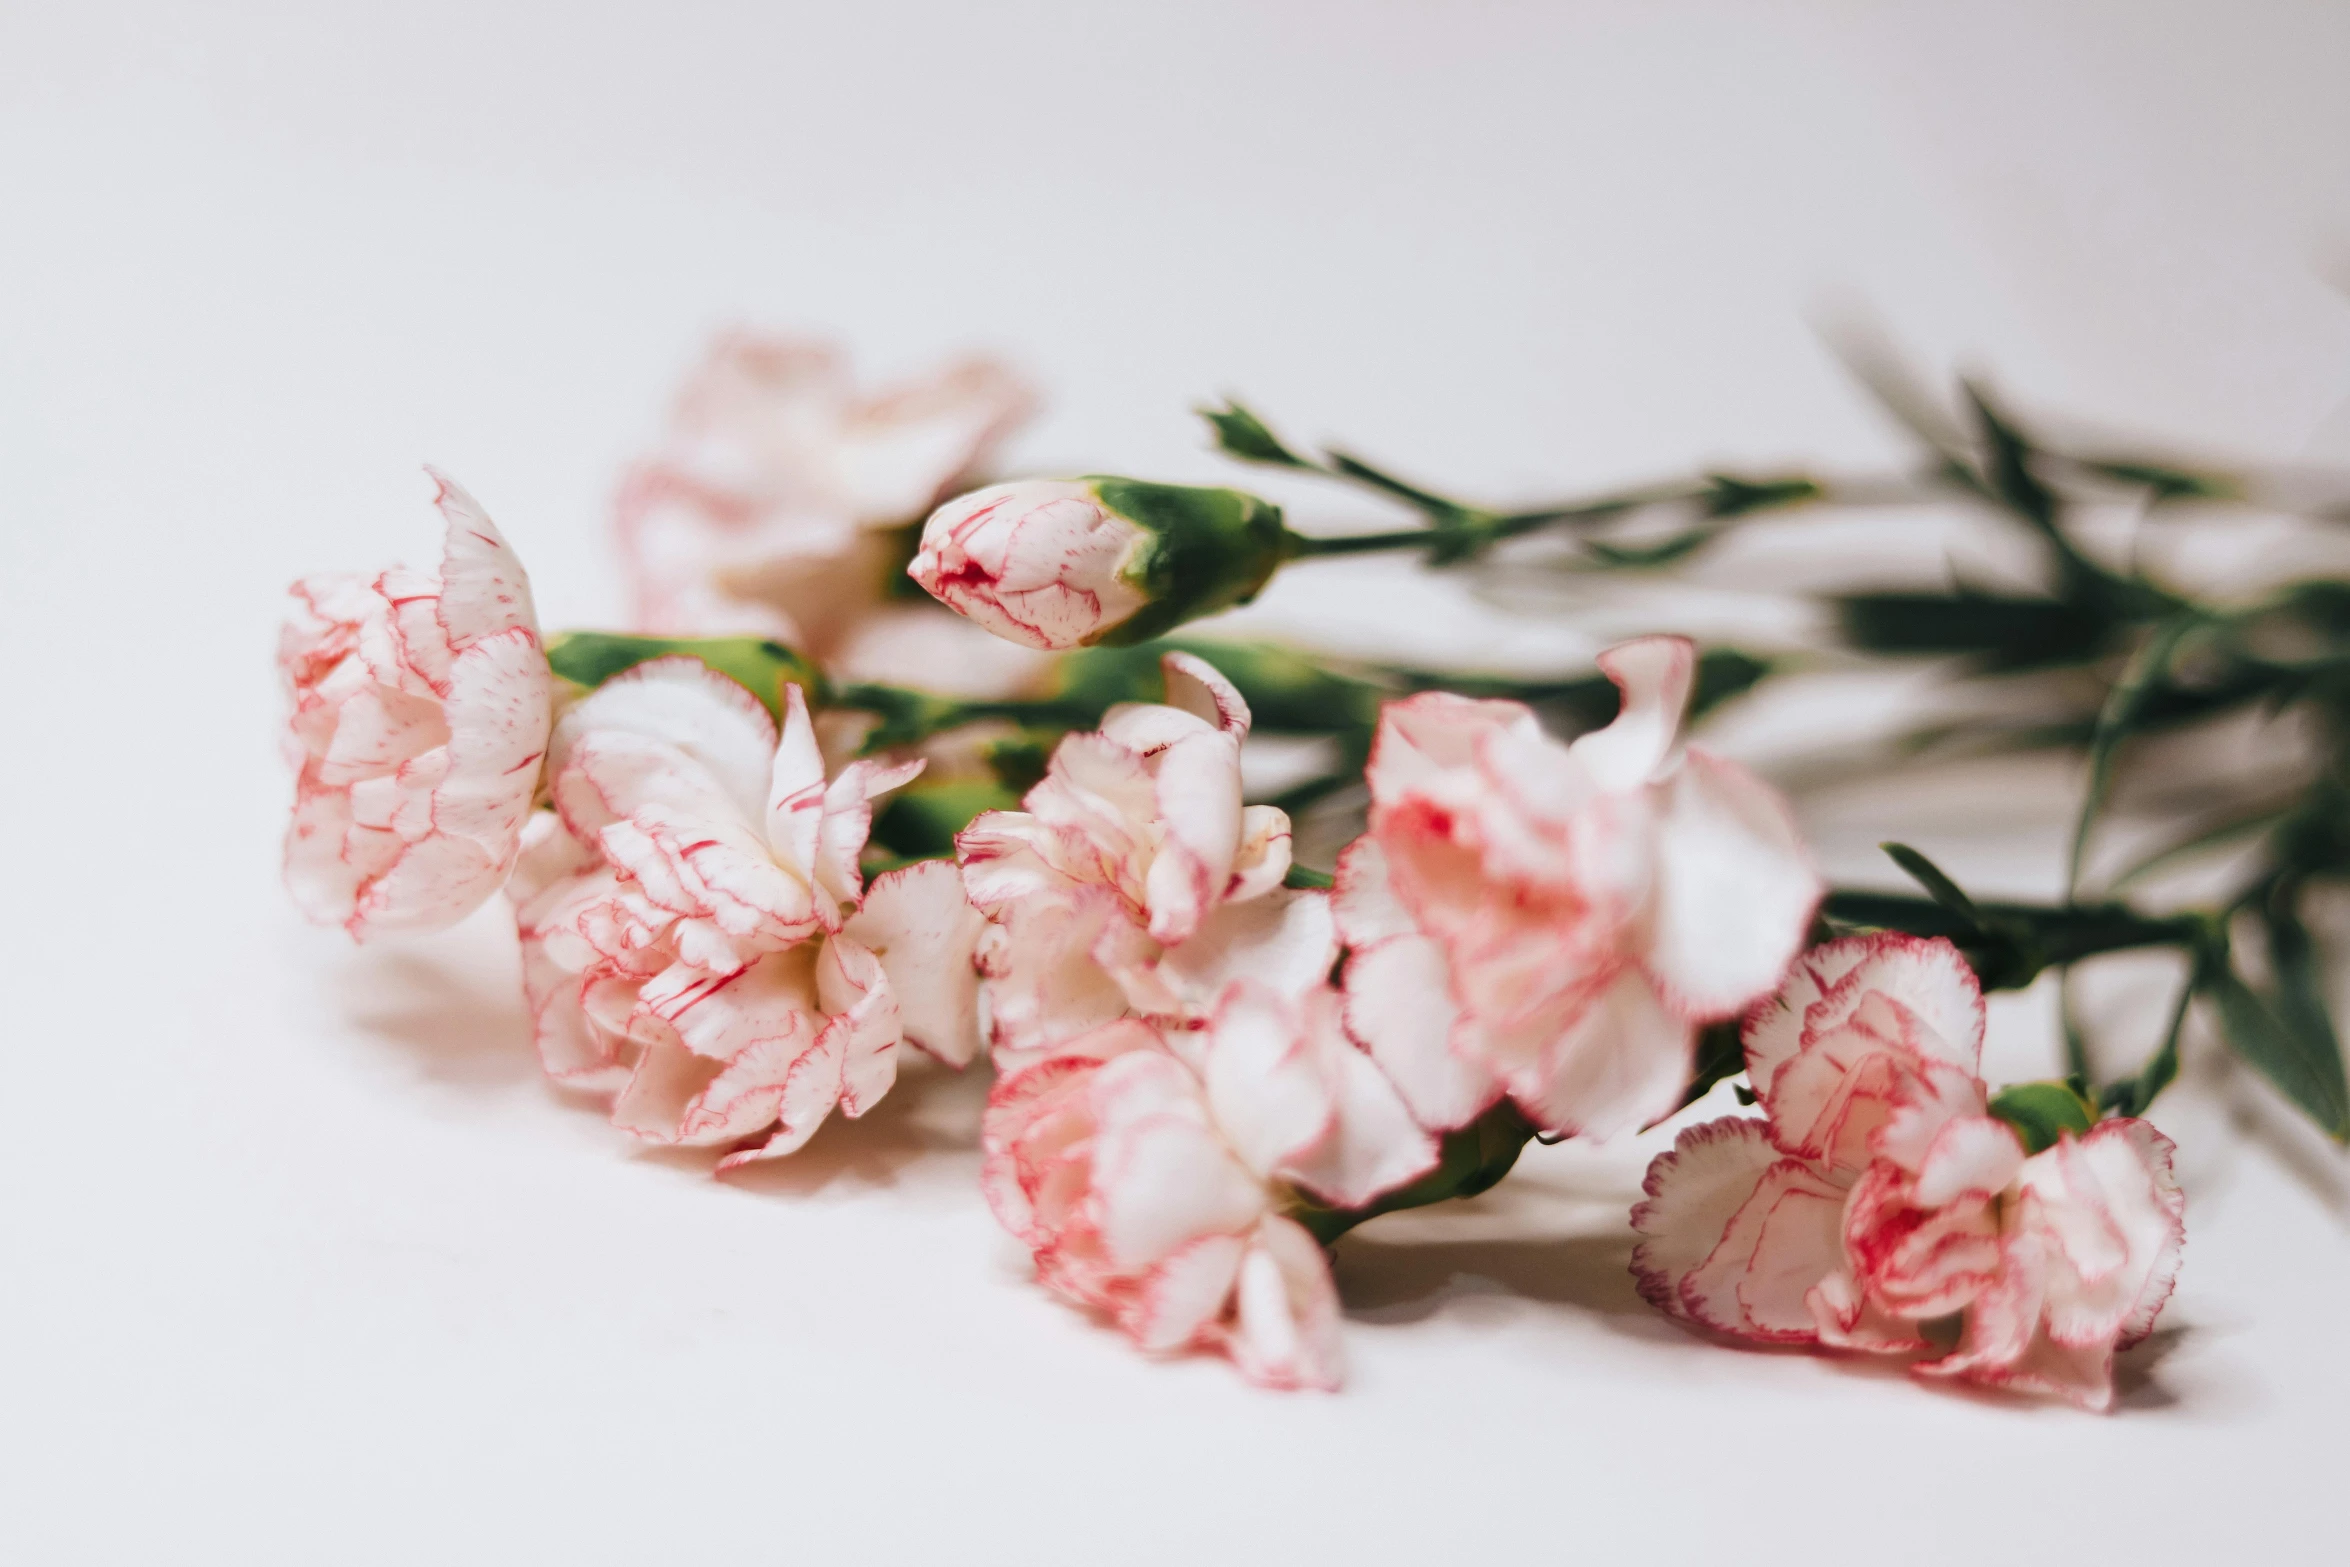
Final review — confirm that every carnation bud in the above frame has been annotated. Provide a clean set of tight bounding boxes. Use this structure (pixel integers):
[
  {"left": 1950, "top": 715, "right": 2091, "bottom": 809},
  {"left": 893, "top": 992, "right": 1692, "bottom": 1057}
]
[{"left": 907, "top": 477, "right": 1290, "bottom": 650}]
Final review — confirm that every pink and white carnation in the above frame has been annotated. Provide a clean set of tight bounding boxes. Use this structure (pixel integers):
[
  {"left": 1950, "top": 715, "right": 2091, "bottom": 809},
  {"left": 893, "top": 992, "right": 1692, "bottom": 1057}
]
[
  {"left": 617, "top": 332, "right": 1044, "bottom": 692},
  {"left": 1335, "top": 634, "right": 1819, "bottom": 1140},
  {"left": 982, "top": 981, "right": 1438, "bottom": 1389},
  {"left": 508, "top": 656, "right": 985, "bottom": 1167},
  {"left": 1630, "top": 933, "right": 2187, "bottom": 1410},
  {"left": 281, "top": 469, "right": 552, "bottom": 940},
  {"left": 955, "top": 651, "right": 1337, "bottom": 1068}
]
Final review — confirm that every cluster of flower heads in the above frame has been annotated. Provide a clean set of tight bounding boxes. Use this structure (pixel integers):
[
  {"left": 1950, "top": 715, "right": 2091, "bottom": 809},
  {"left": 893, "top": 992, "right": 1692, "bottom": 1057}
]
[{"left": 279, "top": 335, "right": 2184, "bottom": 1407}]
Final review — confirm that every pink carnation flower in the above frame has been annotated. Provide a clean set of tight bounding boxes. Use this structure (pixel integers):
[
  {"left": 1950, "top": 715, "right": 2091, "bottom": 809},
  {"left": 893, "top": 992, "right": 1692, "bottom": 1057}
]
[
  {"left": 955, "top": 651, "right": 1336, "bottom": 1067},
  {"left": 509, "top": 658, "right": 985, "bottom": 1167},
  {"left": 1631, "top": 934, "right": 2187, "bottom": 1410},
  {"left": 1336, "top": 634, "right": 1819, "bottom": 1139},
  {"left": 281, "top": 470, "right": 552, "bottom": 940},
  {"left": 982, "top": 982, "right": 1437, "bottom": 1389},
  {"left": 617, "top": 333, "right": 1043, "bottom": 692}
]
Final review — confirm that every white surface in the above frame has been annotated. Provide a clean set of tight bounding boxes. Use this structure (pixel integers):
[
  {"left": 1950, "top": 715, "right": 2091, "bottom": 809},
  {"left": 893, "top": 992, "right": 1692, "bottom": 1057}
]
[{"left": 5, "top": 4, "right": 2349, "bottom": 1562}]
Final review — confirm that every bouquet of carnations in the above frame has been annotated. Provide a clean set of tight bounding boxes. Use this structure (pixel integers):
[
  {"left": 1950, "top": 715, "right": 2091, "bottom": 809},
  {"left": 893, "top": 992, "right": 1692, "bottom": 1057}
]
[{"left": 280, "top": 333, "right": 2350, "bottom": 1409}]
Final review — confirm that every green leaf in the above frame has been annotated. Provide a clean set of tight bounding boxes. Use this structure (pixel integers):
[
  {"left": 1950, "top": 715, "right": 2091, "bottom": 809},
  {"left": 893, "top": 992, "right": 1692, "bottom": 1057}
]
[
  {"left": 2102, "top": 959, "right": 2201, "bottom": 1118},
  {"left": 1987, "top": 1080, "right": 2097, "bottom": 1155},
  {"left": 2069, "top": 612, "right": 2205, "bottom": 893},
  {"left": 2262, "top": 898, "right": 2350, "bottom": 1139},
  {"left": 1703, "top": 473, "right": 1824, "bottom": 518},
  {"left": 1880, "top": 842, "right": 1984, "bottom": 929},
  {"left": 1834, "top": 590, "right": 2114, "bottom": 671},
  {"left": 866, "top": 781, "right": 1020, "bottom": 861},
  {"left": 2071, "top": 456, "right": 2239, "bottom": 502},
  {"left": 2207, "top": 960, "right": 2350, "bottom": 1142},
  {"left": 1678, "top": 1020, "right": 1748, "bottom": 1110},
  {"left": 1199, "top": 400, "right": 1313, "bottom": 468},
  {"left": 543, "top": 631, "right": 823, "bottom": 723},
  {"left": 1582, "top": 527, "right": 1718, "bottom": 569},
  {"left": 1281, "top": 863, "right": 1335, "bottom": 891}
]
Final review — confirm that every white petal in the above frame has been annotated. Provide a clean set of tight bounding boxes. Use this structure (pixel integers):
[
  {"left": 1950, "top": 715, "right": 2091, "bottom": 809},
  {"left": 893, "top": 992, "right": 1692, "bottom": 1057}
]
[
  {"left": 1641, "top": 749, "right": 1819, "bottom": 1018},
  {"left": 1562, "top": 634, "right": 1693, "bottom": 792},
  {"left": 1338, "top": 932, "right": 1502, "bottom": 1132},
  {"left": 846, "top": 860, "right": 986, "bottom": 1066},
  {"left": 1513, "top": 966, "right": 1693, "bottom": 1140}
]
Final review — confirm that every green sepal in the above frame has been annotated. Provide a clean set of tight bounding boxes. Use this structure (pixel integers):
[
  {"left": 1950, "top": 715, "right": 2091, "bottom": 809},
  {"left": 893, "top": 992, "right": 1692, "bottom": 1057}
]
[
  {"left": 1199, "top": 400, "right": 1313, "bottom": 468},
  {"left": 1986, "top": 1080, "right": 2097, "bottom": 1155},
  {"left": 543, "top": 631, "right": 824, "bottom": 724},
  {"left": 1292, "top": 1101, "right": 1536, "bottom": 1247},
  {"left": 1282, "top": 863, "right": 1335, "bottom": 891},
  {"left": 1085, "top": 477, "right": 1293, "bottom": 645}
]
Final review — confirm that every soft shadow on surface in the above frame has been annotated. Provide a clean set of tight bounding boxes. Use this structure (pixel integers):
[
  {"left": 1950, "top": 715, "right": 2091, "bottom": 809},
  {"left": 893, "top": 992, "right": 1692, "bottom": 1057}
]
[
  {"left": 1333, "top": 1230, "right": 1655, "bottom": 1326},
  {"left": 337, "top": 946, "right": 540, "bottom": 1088},
  {"left": 697, "top": 1062, "right": 991, "bottom": 1198}
]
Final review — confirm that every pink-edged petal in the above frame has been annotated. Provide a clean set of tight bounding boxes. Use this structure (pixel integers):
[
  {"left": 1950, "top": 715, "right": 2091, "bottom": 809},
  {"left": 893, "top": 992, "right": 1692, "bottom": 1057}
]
[
  {"left": 1123, "top": 1232, "right": 1248, "bottom": 1354},
  {"left": 1225, "top": 804, "right": 1295, "bottom": 902},
  {"left": 1277, "top": 992, "right": 1440, "bottom": 1208},
  {"left": 1914, "top": 1114, "right": 2027, "bottom": 1208},
  {"left": 1142, "top": 731, "right": 1245, "bottom": 944},
  {"left": 1679, "top": 1155, "right": 1847, "bottom": 1342},
  {"left": 812, "top": 754, "right": 926, "bottom": 911},
  {"left": 1088, "top": 1054, "right": 1267, "bottom": 1270},
  {"left": 815, "top": 933, "right": 900, "bottom": 1117},
  {"left": 1338, "top": 930, "right": 1504, "bottom": 1133},
  {"left": 1562, "top": 633, "right": 1694, "bottom": 793},
  {"left": 1158, "top": 650, "right": 1252, "bottom": 741},
  {"left": 1363, "top": 690, "right": 1541, "bottom": 808},
  {"left": 547, "top": 654, "right": 778, "bottom": 822},
  {"left": 1331, "top": 837, "right": 1417, "bottom": 946},
  {"left": 845, "top": 859, "right": 986, "bottom": 1066},
  {"left": 1120, "top": 888, "right": 1338, "bottom": 1020},
  {"left": 674, "top": 1010, "right": 826, "bottom": 1146},
  {"left": 1629, "top": 1117, "right": 1781, "bottom": 1322},
  {"left": 765, "top": 682, "right": 829, "bottom": 884},
  {"left": 713, "top": 1024, "right": 852, "bottom": 1169},
  {"left": 1512, "top": 965, "right": 1693, "bottom": 1140},
  {"left": 611, "top": 1038, "right": 726, "bottom": 1143},
  {"left": 1744, "top": 933, "right": 1984, "bottom": 1110},
  {"left": 425, "top": 467, "right": 539, "bottom": 647},
  {"left": 1226, "top": 1217, "right": 1343, "bottom": 1392},
  {"left": 1202, "top": 982, "right": 1339, "bottom": 1181},
  {"left": 2019, "top": 1120, "right": 2187, "bottom": 1350},
  {"left": 1640, "top": 749, "right": 1819, "bottom": 1019}
]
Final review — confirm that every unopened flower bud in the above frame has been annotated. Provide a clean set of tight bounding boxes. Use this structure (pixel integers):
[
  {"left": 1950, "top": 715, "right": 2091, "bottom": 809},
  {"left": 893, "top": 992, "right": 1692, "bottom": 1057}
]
[{"left": 907, "top": 477, "right": 1290, "bottom": 650}]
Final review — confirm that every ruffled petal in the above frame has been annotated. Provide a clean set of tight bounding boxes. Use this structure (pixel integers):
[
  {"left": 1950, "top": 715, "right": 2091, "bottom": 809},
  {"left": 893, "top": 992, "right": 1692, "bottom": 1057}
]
[
  {"left": 1630, "top": 1117, "right": 1781, "bottom": 1321},
  {"left": 845, "top": 859, "right": 986, "bottom": 1066}
]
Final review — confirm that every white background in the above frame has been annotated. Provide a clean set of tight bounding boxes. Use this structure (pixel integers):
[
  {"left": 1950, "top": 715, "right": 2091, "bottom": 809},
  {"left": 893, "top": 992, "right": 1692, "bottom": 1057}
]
[{"left": 5, "top": 4, "right": 2348, "bottom": 1562}]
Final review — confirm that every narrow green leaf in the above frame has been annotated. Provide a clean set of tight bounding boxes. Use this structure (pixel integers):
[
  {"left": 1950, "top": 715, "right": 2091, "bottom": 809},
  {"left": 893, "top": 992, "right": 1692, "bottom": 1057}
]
[
  {"left": 2102, "top": 960, "right": 2199, "bottom": 1117},
  {"left": 2208, "top": 962, "right": 2350, "bottom": 1142},
  {"left": 1702, "top": 473, "right": 1824, "bottom": 518},
  {"left": 2110, "top": 803, "right": 2293, "bottom": 890},
  {"left": 1833, "top": 590, "right": 2111, "bottom": 670},
  {"left": 1677, "top": 1020, "right": 1748, "bottom": 1110},
  {"left": 1582, "top": 527, "right": 1718, "bottom": 569},
  {"left": 2070, "top": 456, "right": 2239, "bottom": 502},
  {"left": 1881, "top": 842, "right": 1984, "bottom": 929},
  {"left": 1986, "top": 1081, "right": 2097, "bottom": 1155},
  {"left": 2264, "top": 899, "right": 2350, "bottom": 1139},
  {"left": 2069, "top": 612, "right": 2204, "bottom": 895}
]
